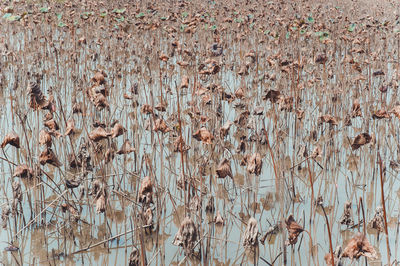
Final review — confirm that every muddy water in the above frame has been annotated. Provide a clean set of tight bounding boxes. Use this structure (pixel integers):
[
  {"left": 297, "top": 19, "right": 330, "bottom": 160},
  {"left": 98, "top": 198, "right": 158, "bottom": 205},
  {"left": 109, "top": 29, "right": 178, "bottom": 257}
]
[{"left": 1, "top": 2, "right": 400, "bottom": 265}]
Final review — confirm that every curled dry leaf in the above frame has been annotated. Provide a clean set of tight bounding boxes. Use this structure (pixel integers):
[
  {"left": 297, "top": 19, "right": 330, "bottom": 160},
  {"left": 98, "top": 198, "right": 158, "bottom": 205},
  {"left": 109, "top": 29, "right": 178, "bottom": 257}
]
[
  {"left": 110, "top": 123, "right": 126, "bottom": 138},
  {"left": 173, "top": 136, "right": 190, "bottom": 152},
  {"left": 64, "top": 118, "right": 75, "bottom": 136},
  {"left": 159, "top": 52, "right": 169, "bottom": 62},
  {"left": 1, "top": 132, "right": 20, "bottom": 149},
  {"left": 351, "top": 100, "right": 362, "bottom": 118},
  {"left": 87, "top": 85, "right": 109, "bottom": 110},
  {"left": 368, "top": 206, "right": 385, "bottom": 232},
  {"left": 351, "top": 133, "right": 372, "bottom": 150},
  {"left": 205, "top": 196, "right": 215, "bottom": 213},
  {"left": 311, "top": 146, "right": 322, "bottom": 159},
  {"left": 318, "top": 115, "right": 338, "bottom": 126},
  {"left": 285, "top": 214, "right": 304, "bottom": 245},
  {"left": 315, "top": 54, "right": 327, "bottom": 64},
  {"left": 61, "top": 203, "right": 79, "bottom": 221},
  {"left": 199, "top": 59, "right": 220, "bottom": 75},
  {"left": 216, "top": 158, "right": 232, "bottom": 179},
  {"left": 247, "top": 152, "right": 262, "bottom": 175},
  {"left": 105, "top": 148, "right": 115, "bottom": 163},
  {"left": 68, "top": 153, "right": 81, "bottom": 169},
  {"left": 138, "top": 176, "right": 153, "bottom": 205},
  {"left": 173, "top": 217, "right": 198, "bottom": 254},
  {"left": 234, "top": 87, "right": 245, "bottom": 99},
  {"left": 342, "top": 232, "right": 377, "bottom": 260},
  {"left": 219, "top": 120, "right": 233, "bottom": 138},
  {"left": 44, "top": 117, "right": 59, "bottom": 131},
  {"left": 91, "top": 70, "right": 107, "bottom": 85},
  {"left": 39, "top": 147, "right": 62, "bottom": 167},
  {"left": 1, "top": 205, "right": 11, "bottom": 229},
  {"left": 153, "top": 118, "right": 171, "bottom": 133},
  {"left": 141, "top": 104, "right": 153, "bottom": 115},
  {"left": 372, "top": 109, "right": 390, "bottom": 119},
  {"left": 193, "top": 127, "right": 214, "bottom": 144},
  {"left": 180, "top": 75, "right": 189, "bottom": 89},
  {"left": 390, "top": 105, "right": 400, "bottom": 119},
  {"left": 263, "top": 89, "right": 281, "bottom": 103},
  {"left": 260, "top": 224, "right": 282, "bottom": 245},
  {"left": 13, "top": 164, "right": 34, "bottom": 178},
  {"left": 96, "top": 194, "right": 106, "bottom": 213},
  {"left": 243, "top": 217, "right": 258, "bottom": 247},
  {"left": 89, "top": 127, "right": 111, "bottom": 142},
  {"left": 129, "top": 246, "right": 140, "bottom": 266},
  {"left": 27, "top": 81, "right": 47, "bottom": 110},
  {"left": 324, "top": 246, "right": 342, "bottom": 266},
  {"left": 340, "top": 201, "right": 354, "bottom": 227},
  {"left": 215, "top": 210, "right": 224, "bottom": 225},
  {"left": 117, "top": 140, "right": 135, "bottom": 155}
]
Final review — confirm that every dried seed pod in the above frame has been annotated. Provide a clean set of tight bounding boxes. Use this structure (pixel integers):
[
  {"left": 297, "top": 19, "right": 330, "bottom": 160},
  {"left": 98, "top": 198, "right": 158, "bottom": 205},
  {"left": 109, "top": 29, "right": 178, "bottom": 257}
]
[
  {"left": 117, "top": 140, "right": 135, "bottom": 155},
  {"left": 247, "top": 153, "right": 262, "bottom": 175},
  {"left": 219, "top": 120, "right": 232, "bottom": 138},
  {"left": 173, "top": 217, "right": 198, "bottom": 254},
  {"left": 138, "top": 176, "right": 153, "bottom": 205},
  {"left": 153, "top": 118, "right": 171, "bottom": 133},
  {"left": 193, "top": 127, "right": 214, "bottom": 144},
  {"left": 129, "top": 246, "right": 140, "bottom": 266},
  {"left": 342, "top": 232, "right": 377, "bottom": 259},
  {"left": 39, "top": 129, "right": 52, "bottom": 147},
  {"left": 39, "top": 147, "right": 62, "bottom": 167},
  {"left": 285, "top": 214, "right": 304, "bottom": 245},
  {"left": 110, "top": 123, "right": 126, "bottom": 138},
  {"left": 243, "top": 217, "right": 258, "bottom": 247},
  {"left": 64, "top": 118, "right": 75, "bottom": 136},
  {"left": 351, "top": 133, "right": 372, "bottom": 150},
  {"left": 368, "top": 206, "right": 385, "bottom": 232},
  {"left": 340, "top": 202, "right": 354, "bottom": 226},
  {"left": 13, "top": 164, "right": 34, "bottom": 178},
  {"left": 216, "top": 158, "right": 232, "bottom": 179},
  {"left": 89, "top": 127, "right": 111, "bottom": 142},
  {"left": 215, "top": 211, "right": 224, "bottom": 225},
  {"left": 1, "top": 132, "right": 20, "bottom": 149}
]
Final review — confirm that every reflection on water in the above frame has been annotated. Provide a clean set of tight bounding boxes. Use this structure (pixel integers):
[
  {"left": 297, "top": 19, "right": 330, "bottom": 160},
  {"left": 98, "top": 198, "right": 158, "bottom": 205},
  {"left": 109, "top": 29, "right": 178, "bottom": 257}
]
[{"left": 1, "top": 0, "right": 400, "bottom": 265}]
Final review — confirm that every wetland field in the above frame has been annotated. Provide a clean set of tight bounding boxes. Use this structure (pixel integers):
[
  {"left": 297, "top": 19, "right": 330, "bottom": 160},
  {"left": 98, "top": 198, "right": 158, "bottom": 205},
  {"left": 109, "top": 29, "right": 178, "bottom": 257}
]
[{"left": 1, "top": 0, "right": 400, "bottom": 265}]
